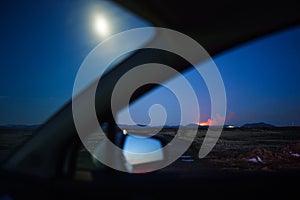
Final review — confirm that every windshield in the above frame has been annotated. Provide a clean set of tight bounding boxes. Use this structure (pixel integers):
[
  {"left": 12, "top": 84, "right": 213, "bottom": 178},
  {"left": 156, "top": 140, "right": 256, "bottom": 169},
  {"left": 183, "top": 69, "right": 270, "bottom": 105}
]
[
  {"left": 0, "top": 0, "right": 152, "bottom": 127},
  {"left": 1, "top": 1, "right": 299, "bottom": 172},
  {"left": 0, "top": 0, "right": 153, "bottom": 163}
]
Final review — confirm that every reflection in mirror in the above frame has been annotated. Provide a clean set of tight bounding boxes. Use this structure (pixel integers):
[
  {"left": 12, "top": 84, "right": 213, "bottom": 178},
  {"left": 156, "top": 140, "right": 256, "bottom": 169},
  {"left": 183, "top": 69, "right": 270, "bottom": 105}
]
[{"left": 123, "top": 135, "right": 164, "bottom": 173}]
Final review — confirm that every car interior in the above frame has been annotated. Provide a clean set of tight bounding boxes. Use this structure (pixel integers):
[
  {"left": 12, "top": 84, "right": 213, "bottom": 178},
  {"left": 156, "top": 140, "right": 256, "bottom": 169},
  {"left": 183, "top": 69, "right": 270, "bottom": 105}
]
[{"left": 1, "top": 0, "right": 300, "bottom": 199}]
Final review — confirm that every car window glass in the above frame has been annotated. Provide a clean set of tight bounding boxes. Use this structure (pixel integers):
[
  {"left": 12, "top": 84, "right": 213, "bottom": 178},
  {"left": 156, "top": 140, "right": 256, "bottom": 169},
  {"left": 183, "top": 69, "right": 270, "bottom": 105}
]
[
  {"left": 0, "top": 0, "right": 153, "bottom": 163},
  {"left": 114, "top": 26, "right": 300, "bottom": 172},
  {"left": 117, "top": 26, "right": 300, "bottom": 128},
  {"left": 0, "top": 0, "right": 152, "bottom": 127}
]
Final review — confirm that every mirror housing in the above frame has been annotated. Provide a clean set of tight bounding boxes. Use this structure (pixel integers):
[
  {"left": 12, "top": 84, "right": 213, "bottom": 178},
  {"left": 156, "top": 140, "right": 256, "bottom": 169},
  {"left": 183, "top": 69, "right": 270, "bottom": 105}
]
[{"left": 122, "top": 134, "right": 166, "bottom": 173}]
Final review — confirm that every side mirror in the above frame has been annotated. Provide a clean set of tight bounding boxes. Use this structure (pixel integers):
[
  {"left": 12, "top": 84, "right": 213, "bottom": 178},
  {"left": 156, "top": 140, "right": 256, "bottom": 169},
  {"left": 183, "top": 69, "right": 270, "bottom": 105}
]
[{"left": 122, "top": 134, "right": 165, "bottom": 173}]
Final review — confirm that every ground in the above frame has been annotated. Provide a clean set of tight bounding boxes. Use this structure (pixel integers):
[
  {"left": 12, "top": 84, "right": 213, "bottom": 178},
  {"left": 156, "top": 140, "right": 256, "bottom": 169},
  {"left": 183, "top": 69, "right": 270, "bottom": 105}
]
[
  {"left": 1, "top": 127, "right": 300, "bottom": 172},
  {"left": 159, "top": 127, "right": 300, "bottom": 172}
]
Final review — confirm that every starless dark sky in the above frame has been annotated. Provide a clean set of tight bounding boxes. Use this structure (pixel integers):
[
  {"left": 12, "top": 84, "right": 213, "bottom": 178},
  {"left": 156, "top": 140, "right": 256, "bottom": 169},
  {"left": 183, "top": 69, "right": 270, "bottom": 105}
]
[
  {"left": 118, "top": 26, "right": 300, "bottom": 127},
  {"left": 0, "top": 0, "right": 300, "bottom": 126}
]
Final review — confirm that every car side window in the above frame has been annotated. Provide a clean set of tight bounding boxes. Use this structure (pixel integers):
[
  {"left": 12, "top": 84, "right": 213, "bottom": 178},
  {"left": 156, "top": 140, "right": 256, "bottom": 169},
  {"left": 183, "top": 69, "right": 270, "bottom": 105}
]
[
  {"left": 74, "top": 26, "right": 300, "bottom": 176},
  {"left": 114, "top": 26, "right": 300, "bottom": 171}
]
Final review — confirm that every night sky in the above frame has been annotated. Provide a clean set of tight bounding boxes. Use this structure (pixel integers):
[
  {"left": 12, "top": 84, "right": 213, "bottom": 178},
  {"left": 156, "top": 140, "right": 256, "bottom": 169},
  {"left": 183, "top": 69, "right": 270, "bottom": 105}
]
[
  {"left": 1, "top": 1, "right": 300, "bottom": 127},
  {"left": 118, "top": 26, "right": 300, "bottom": 127}
]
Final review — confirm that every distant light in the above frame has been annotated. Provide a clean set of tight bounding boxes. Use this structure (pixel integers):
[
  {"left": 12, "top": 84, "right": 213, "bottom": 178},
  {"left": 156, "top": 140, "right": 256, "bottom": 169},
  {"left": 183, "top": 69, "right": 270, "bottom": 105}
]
[
  {"left": 94, "top": 15, "right": 109, "bottom": 37},
  {"left": 122, "top": 129, "right": 128, "bottom": 135},
  {"left": 227, "top": 125, "right": 235, "bottom": 128}
]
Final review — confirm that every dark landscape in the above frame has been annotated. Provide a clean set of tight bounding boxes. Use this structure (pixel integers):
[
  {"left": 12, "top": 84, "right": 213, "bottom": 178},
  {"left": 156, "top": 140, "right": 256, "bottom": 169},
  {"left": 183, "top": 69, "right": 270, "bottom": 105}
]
[
  {"left": 122, "top": 125, "right": 300, "bottom": 172},
  {"left": 0, "top": 126, "right": 35, "bottom": 162},
  {"left": 1, "top": 125, "right": 300, "bottom": 172}
]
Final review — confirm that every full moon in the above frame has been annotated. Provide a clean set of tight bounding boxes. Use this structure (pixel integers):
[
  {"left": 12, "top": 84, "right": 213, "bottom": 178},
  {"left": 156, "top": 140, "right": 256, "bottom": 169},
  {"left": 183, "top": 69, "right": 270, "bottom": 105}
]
[{"left": 94, "top": 15, "right": 109, "bottom": 37}]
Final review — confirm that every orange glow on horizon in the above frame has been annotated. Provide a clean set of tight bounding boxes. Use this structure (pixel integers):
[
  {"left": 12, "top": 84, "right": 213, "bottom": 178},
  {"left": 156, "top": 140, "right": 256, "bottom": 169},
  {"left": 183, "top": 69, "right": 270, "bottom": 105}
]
[
  {"left": 196, "top": 114, "right": 226, "bottom": 126},
  {"left": 196, "top": 119, "right": 217, "bottom": 126},
  {"left": 197, "top": 120, "right": 211, "bottom": 126}
]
